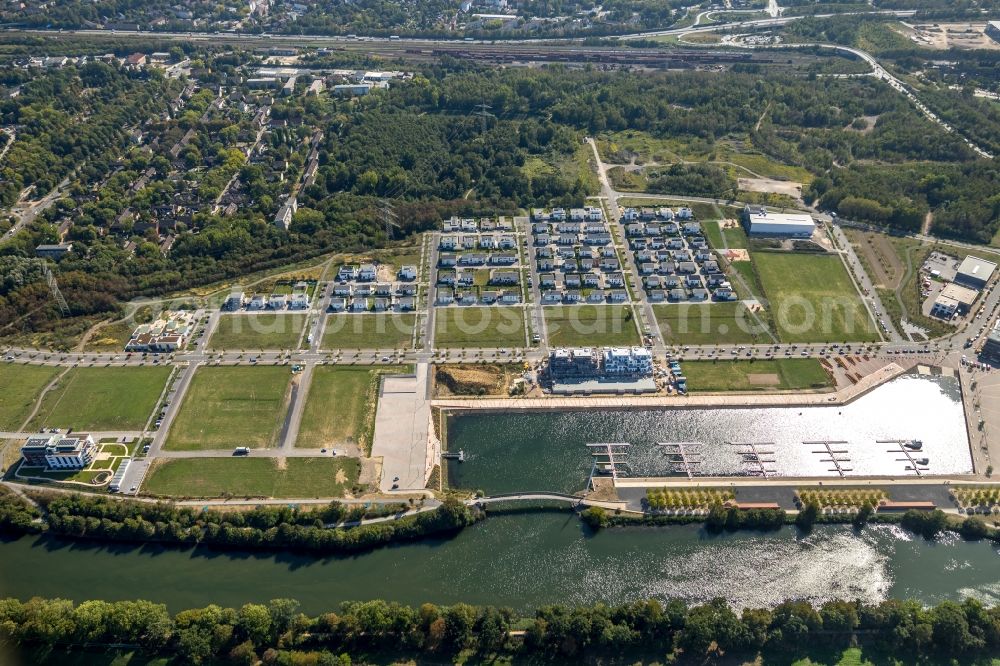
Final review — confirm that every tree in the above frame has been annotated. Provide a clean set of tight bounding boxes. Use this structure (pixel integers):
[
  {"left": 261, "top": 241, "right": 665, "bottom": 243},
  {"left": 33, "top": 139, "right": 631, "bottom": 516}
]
[
  {"left": 237, "top": 603, "right": 272, "bottom": 644},
  {"left": 580, "top": 506, "right": 608, "bottom": 530},
  {"left": 795, "top": 501, "right": 819, "bottom": 532}
]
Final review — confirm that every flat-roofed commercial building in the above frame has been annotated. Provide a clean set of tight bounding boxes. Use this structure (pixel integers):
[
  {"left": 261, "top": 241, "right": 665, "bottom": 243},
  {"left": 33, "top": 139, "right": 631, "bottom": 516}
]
[
  {"left": 741, "top": 205, "right": 815, "bottom": 237},
  {"left": 20, "top": 433, "right": 96, "bottom": 469},
  {"left": 931, "top": 283, "right": 979, "bottom": 318},
  {"left": 955, "top": 255, "right": 997, "bottom": 289},
  {"left": 982, "top": 322, "right": 1000, "bottom": 362},
  {"left": 987, "top": 20, "right": 1000, "bottom": 43}
]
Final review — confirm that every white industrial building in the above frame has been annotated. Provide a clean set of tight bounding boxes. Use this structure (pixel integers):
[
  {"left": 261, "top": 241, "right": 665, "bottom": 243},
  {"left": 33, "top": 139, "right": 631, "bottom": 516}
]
[
  {"left": 955, "top": 255, "right": 997, "bottom": 289},
  {"left": 742, "top": 205, "right": 816, "bottom": 237}
]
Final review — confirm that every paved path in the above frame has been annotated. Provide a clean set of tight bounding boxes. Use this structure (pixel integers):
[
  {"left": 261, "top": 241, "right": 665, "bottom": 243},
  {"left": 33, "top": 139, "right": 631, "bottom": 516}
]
[{"left": 278, "top": 363, "right": 313, "bottom": 450}]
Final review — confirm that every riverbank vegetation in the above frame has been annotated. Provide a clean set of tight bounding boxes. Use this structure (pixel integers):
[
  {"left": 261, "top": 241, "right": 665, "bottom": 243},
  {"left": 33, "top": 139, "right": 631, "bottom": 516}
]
[
  {"left": 4, "top": 593, "right": 1000, "bottom": 664},
  {"left": 1, "top": 491, "right": 481, "bottom": 555}
]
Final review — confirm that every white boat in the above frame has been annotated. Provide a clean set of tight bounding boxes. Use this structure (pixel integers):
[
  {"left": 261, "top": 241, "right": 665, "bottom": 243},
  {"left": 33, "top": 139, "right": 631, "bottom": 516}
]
[{"left": 904, "top": 439, "right": 923, "bottom": 451}]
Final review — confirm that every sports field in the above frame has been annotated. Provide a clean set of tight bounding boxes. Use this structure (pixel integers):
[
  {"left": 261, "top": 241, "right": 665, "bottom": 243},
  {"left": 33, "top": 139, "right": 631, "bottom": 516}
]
[
  {"left": 434, "top": 307, "right": 526, "bottom": 347},
  {"left": 544, "top": 305, "right": 640, "bottom": 347},
  {"left": 297, "top": 367, "right": 388, "bottom": 449},
  {"left": 682, "top": 359, "right": 832, "bottom": 392},
  {"left": 323, "top": 314, "right": 416, "bottom": 349},
  {"left": 28, "top": 366, "right": 171, "bottom": 431},
  {"left": 654, "top": 302, "right": 769, "bottom": 345},
  {"left": 164, "top": 366, "right": 291, "bottom": 450},
  {"left": 0, "top": 364, "right": 62, "bottom": 430},
  {"left": 753, "top": 252, "right": 878, "bottom": 343},
  {"left": 209, "top": 314, "right": 306, "bottom": 350},
  {"left": 143, "top": 456, "right": 360, "bottom": 498}
]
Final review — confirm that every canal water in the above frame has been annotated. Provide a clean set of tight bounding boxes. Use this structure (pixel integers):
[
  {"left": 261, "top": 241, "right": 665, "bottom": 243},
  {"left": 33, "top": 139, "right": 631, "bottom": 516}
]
[
  {"left": 2, "top": 516, "right": 999, "bottom": 614},
  {"left": 447, "top": 374, "right": 971, "bottom": 494}
]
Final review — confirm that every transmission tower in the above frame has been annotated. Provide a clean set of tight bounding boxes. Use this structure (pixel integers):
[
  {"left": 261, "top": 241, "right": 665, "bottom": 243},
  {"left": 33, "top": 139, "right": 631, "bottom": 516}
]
[
  {"left": 42, "top": 264, "right": 70, "bottom": 316},
  {"left": 379, "top": 198, "right": 400, "bottom": 240},
  {"left": 474, "top": 102, "right": 494, "bottom": 137}
]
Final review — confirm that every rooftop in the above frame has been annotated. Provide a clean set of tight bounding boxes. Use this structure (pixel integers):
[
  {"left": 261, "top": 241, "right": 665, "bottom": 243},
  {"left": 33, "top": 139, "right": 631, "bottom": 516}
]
[{"left": 957, "top": 255, "right": 997, "bottom": 282}]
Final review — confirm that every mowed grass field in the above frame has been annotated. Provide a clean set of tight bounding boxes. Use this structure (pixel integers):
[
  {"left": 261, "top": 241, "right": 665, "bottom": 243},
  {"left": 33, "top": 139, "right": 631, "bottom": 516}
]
[
  {"left": 28, "top": 366, "right": 171, "bottom": 431},
  {"left": 434, "top": 307, "right": 526, "bottom": 347},
  {"left": 0, "top": 364, "right": 62, "bottom": 430},
  {"left": 544, "top": 305, "right": 640, "bottom": 347},
  {"left": 209, "top": 313, "right": 306, "bottom": 350},
  {"left": 143, "top": 457, "right": 360, "bottom": 498},
  {"left": 682, "top": 359, "right": 832, "bottom": 392},
  {"left": 164, "top": 366, "right": 291, "bottom": 451},
  {"left": 654, "top": 302, "right": 769, "bottom": 345},
  {"left": 323, "top": 314, "right": 416, "bottom": 349},
  {"left": 753, "top": 252, "right": 878, "bottom": 343},
  {"left": 297, "top": 367, "right": 387, "bottom": 449}
]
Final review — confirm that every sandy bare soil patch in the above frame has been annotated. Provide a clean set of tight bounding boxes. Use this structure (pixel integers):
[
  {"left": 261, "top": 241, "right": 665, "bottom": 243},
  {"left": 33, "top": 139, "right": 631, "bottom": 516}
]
[
  {"left": 748, "top": 373, "right": 781, "bottom": 385},
  {"left": 738, "top": 177, "right": 803, "bottom": 199}
]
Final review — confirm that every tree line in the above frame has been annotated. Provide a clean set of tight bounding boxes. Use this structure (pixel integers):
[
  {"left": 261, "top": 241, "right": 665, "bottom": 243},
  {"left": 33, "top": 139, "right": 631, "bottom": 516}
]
[
  {"left": 2, "top": 592, "right": 1000, "bottom": 664},
  {"left": 0, "top": 492, "right": 482, "bottom": 555}
]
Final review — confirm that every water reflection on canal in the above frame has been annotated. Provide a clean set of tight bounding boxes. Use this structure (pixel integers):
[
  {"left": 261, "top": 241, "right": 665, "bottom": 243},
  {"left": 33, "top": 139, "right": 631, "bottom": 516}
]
[{"left": 448, "top": 374, "right": 971, "bottom": 494}]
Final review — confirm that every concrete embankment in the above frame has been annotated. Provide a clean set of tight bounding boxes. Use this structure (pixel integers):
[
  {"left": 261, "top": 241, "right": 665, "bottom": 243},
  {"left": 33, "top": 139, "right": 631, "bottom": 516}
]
[{"left": 432, "top": 363, "right": 907, "bottom": 413}]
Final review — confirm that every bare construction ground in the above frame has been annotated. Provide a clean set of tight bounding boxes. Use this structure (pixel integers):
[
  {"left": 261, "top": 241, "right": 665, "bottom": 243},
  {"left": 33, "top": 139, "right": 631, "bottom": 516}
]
[
  {"left": 737, "top": 177, "right": 803, "bottom": 201},
  {"left": 896, "top": 22, "right": 1000, "bottom": 51}
]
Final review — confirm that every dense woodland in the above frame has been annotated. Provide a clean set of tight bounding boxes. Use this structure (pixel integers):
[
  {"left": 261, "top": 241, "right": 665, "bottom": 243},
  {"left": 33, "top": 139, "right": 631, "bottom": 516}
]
[
  {"left": 2, "top": 590, "right": 1000, "bottom": 663},
  {"left": 2, "top": 0, "right": 694, "bottom": 38}
]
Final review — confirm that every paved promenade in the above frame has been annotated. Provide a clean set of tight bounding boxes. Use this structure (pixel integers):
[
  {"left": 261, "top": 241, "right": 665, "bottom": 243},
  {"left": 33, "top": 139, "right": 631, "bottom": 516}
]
[{"left": 371, "top": 363, "right": 431, "bottom": 492}]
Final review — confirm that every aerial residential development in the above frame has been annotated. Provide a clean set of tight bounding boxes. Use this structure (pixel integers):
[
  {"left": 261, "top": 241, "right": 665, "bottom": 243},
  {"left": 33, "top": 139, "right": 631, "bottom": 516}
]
[{"left": 2, "top": 1, "right": 1000, "bottom": 663}]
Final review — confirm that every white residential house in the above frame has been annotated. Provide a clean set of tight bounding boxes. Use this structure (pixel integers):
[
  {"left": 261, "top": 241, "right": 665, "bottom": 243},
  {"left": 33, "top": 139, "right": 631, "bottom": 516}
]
[
  {"left": 358, "top": 264, "right": 377, "bottom": 281},
  {"left": 399, "top": 265, "right": 417, "bottom": 280},
  {"left": 436, "top": 288, "right": 455, "bottom": 305}
]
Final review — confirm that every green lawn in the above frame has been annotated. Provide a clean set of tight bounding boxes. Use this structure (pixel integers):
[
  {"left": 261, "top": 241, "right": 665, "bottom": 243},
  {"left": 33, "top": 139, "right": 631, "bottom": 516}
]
[
  {"left": 654, "top": 302, "right": 768, "bottom": 345},
  {"left": 28, "top": 366, "right": 171, "bottom": 431},
  {"left": 0, "top": 364, "right": 61, "bottom": 430},
  {"left": 323, "top": 314, "right": 416, "bottom": 349},
  {"left": 164, "top": 366, "right": 291, "bottom": 451},
  {"left": 682, "top": 359, "right": 832, "bottom": 392},
  {"left": 298, "top": 367, "right": 390, "bottom": 449},
  {"left": 434, "top": 307, "right": 526, "bottom": 348},
  {"left": 703, "top": 221, "right": 725, "bottom": 249},
  {"left": 544, "top": 305, "right": 640, "bottom": 347},
  {"left": 722, "top": 224, "right": 749, "bottom": 249},
  {"left": 143, "top": 456, "right": 360, "bottom": 498},
  {"left": 209, "top": 314, "right": 306, "bottom": 350},
  {"left": 754, "top": 252, "right": 878, "bottom": 343}
]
